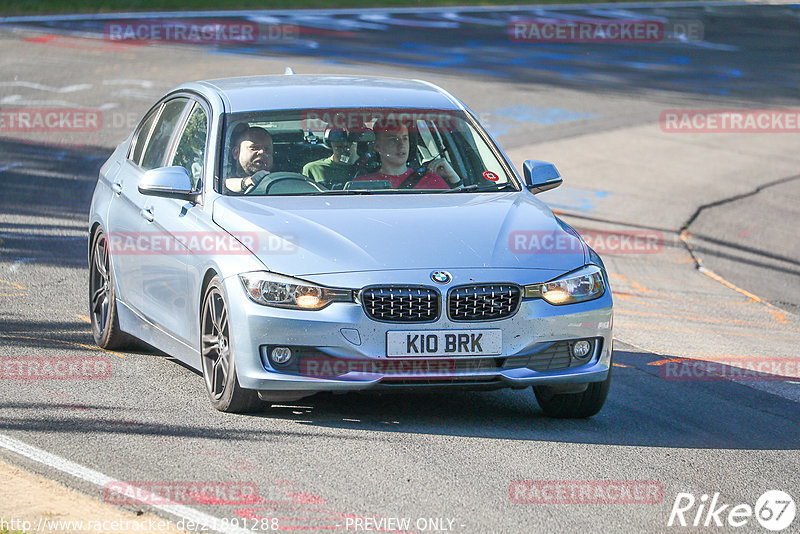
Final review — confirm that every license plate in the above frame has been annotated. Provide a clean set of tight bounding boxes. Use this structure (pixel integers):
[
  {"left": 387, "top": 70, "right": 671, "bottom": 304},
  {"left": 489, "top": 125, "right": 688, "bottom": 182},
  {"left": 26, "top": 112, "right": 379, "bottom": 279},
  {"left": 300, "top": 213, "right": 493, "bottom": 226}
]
[{"left": 386, "top": 329, "right": 502, "bottom": 357}]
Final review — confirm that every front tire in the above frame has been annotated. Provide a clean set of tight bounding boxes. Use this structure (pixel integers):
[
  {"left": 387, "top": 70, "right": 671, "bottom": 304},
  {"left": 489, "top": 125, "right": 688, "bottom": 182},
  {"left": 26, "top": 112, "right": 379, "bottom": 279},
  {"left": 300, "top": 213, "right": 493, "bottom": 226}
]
[
  {"left": 200, "top": 276, "right": 261, "bottom": 413},
  {"left": 533, "top": 366, "right": 612, "bottom": 418}
]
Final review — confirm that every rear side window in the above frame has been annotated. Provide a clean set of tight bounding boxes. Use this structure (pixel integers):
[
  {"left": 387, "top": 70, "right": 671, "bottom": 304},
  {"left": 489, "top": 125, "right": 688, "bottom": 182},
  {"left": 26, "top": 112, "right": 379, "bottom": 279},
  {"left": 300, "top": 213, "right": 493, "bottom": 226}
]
[
  {"left": 140, "top": 98, "right": 189, "bottom": 170},
  {"left": 130, "top": 109, "right": 159, "bottom": 165}
]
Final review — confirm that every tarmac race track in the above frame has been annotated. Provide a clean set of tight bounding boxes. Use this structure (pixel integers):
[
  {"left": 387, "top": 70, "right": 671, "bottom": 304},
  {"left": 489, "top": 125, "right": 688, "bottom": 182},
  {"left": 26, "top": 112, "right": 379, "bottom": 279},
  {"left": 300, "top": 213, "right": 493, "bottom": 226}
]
[{"left": 0, "top": 3, "right": 798, "bottom": 533}]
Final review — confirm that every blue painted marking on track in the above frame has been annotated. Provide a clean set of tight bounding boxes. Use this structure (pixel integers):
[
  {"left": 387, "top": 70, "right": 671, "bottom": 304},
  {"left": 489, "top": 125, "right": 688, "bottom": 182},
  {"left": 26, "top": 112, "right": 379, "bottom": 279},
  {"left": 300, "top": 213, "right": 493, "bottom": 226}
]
[
  {"left": 545, "top": 187, "right": 609, "bottom": 212},
  {"left": 486, "top": 126, "right": 512, "bottom": 137},
  {"left": 491, "top": 105, "right": 597, "bottom": 125}
]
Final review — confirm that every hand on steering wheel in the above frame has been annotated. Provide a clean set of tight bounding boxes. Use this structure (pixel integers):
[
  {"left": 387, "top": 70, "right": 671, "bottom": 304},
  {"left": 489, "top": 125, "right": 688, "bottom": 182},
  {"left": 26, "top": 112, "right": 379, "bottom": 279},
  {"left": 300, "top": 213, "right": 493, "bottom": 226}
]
[
  {"left": 243, "top": 170, "right": 271, "bottom": 195},
  {"left": 425, "top": 157, "right": 460, "bottom": 185}
]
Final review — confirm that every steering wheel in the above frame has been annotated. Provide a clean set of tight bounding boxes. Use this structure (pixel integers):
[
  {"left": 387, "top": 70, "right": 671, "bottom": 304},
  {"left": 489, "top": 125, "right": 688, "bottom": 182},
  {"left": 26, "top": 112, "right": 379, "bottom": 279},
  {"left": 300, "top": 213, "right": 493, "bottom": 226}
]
[
  {"left": 264, "top": 176, "right": 324, "bottom": 195},
  {"left": 243, "top": 171, "right": 321, "bottom": 195}
]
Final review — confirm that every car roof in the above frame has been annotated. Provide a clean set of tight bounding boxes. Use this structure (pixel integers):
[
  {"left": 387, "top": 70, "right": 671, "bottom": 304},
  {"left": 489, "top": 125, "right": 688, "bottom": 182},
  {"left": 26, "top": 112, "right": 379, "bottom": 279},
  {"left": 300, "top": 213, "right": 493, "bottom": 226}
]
[{"left": 189, "top": 75, "right": 463, "bottom": 114}]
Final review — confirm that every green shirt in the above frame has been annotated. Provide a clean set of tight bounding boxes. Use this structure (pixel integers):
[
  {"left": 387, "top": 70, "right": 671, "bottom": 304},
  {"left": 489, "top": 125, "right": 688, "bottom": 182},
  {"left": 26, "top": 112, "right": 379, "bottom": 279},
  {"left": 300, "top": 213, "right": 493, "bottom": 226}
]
[{"left": 302, "top": 158, "right": 356, "bottom": 187}]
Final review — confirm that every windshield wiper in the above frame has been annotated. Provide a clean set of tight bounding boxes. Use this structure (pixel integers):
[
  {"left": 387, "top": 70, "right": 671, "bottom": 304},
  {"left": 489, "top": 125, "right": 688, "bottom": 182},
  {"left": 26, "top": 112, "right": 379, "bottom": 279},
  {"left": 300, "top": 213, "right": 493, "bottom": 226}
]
[
  {"left": 440, "top": 184, "right": 480, "bottom": 193},
  {"left": 305, "top": 189, "right": 382, "bottom": 195},
  {"left": 306, "top": 188, "right": 443, "bottom": 195},
  {"left": 439, "top": 183, "right": 518, "bottom": 193},
  {"left": 291, "top": 184, "right": 515, "bottom": 196}
]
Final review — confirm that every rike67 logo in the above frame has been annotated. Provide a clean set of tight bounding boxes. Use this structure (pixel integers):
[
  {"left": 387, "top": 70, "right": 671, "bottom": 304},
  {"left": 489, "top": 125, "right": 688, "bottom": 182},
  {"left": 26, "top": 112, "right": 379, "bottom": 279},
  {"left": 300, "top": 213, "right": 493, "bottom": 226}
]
[{"left": 668, "top": 490, "right": 795, "bottom": 531}]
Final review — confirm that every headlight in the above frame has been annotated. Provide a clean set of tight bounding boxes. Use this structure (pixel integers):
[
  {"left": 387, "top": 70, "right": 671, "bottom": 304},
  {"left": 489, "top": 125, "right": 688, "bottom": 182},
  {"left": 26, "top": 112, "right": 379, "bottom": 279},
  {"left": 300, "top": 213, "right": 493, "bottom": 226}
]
[
  {"left": 239, "top": 271, "right": 353, "bottom": 310},
  {"left": 523, "top": 265, "right": 606, "bottom": 305}
]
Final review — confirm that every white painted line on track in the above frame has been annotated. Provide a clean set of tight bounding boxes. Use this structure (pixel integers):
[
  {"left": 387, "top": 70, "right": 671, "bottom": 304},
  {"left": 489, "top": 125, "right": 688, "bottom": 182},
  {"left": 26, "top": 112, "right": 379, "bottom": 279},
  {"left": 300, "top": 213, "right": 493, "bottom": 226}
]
[
  {"left": 3, "top": 257, "right": 36, "bottom": 273},
  {"left": 0, "top": 233, "right": 86, "bottom": 240},
  {"left": 0, "top": 434, "right": 254, "bottom": 534},
  {"left": 0, "top": 82, "right": 92, "bottom": 93},
  {"left": 102, "top": 79, "right": 155, "bottom": 88},
  {"left": 0, "top": 95, "right": 90, "bottom": 107}
]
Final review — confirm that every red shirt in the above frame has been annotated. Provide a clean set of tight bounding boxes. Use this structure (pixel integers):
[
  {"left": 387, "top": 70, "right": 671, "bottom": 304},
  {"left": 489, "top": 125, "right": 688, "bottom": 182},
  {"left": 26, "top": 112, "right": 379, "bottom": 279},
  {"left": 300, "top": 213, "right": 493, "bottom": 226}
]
[{"left": 354, "top": 168, "right": 449, "bottom": 190}]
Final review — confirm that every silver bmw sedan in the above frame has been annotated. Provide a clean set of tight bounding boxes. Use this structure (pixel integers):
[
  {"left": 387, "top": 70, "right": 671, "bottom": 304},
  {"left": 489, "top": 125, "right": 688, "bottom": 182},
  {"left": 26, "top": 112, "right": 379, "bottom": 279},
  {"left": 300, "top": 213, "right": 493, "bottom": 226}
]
[{"left": 89, "top": 74, "right": 613, "bottom": 417}]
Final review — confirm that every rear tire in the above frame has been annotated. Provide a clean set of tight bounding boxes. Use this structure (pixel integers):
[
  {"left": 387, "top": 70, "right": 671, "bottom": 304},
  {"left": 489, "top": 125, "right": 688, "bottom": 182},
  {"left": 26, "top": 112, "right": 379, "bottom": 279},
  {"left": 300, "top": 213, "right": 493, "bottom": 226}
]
[
  {"left": 200, "top": 276, "right": 262, "bottom": 413},
  {"left": 533, "top": 366, "right": 612, "bottom": 418},
  {"left": 89, "top": 229, "right": 132, "bottom": 349}
]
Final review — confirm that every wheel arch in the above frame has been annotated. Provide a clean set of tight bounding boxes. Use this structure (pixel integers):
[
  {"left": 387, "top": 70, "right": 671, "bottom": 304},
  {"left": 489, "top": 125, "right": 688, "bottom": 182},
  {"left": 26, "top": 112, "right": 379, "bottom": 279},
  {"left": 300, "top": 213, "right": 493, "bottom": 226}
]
[
  {"left": 89, "top": 221, "right": 103, "bottom": 261},
  {"left": 199, "top": 268, "right": 220, "bottom": 318}
]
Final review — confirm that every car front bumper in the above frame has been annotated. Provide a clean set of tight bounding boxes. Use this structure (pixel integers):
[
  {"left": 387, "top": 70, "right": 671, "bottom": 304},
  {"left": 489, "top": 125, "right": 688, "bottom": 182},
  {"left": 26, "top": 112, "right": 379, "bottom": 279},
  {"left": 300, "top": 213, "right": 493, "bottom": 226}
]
[{"left": 224, "top": 270, "right": 613, "bottom": 393}]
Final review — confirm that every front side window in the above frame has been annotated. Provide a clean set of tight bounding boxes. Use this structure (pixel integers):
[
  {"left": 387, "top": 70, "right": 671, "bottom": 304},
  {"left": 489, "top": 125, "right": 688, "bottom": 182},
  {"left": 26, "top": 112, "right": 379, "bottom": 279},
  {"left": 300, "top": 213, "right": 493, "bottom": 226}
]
[
  {"left": 140, "top": 98, "right": 189, "bottom": 171},
  {"left": 219, "top": 108, "right": 519, "bottom": 196},
  {"left": 171, "top": 103, "right": 208, "bottom": 190}
]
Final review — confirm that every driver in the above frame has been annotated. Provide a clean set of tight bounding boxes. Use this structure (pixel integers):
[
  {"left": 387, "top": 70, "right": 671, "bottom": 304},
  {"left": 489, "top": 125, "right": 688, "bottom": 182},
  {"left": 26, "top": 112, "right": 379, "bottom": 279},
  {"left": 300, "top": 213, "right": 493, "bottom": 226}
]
[
  {"left": 352, "top": 121, "right": 462, "bottom": 189},
  {"left": 225, "top": 126, "right": 273, "bottom": 193}
]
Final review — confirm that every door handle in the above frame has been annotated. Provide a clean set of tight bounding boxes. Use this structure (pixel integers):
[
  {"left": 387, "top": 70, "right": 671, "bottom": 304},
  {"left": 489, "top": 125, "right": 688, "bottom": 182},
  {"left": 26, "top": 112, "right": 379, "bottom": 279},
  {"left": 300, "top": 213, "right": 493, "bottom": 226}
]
[
  {"left": 111, "top": 182, "right": 122, "bottom": 195},
  {"left": 139, "top": 208, "right": 154, "bottom": 222}
]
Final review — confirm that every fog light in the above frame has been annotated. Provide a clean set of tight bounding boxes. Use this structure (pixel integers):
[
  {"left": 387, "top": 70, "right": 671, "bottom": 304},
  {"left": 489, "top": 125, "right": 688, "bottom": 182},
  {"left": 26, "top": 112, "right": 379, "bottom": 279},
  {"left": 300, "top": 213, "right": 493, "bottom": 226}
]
[
  {"left": 270, "top": 347, "right": 292, "bottom": 365},
  {"left": 572, "top": 340, "right": 591, "bottom": 359}
]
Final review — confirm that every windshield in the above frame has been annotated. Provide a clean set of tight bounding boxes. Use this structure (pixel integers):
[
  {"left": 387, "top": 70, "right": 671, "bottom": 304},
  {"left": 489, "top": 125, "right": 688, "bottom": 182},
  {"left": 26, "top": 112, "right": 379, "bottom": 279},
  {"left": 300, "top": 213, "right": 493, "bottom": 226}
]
[{"left": 219, "top": 108, "right": 519, "bottom": 196}]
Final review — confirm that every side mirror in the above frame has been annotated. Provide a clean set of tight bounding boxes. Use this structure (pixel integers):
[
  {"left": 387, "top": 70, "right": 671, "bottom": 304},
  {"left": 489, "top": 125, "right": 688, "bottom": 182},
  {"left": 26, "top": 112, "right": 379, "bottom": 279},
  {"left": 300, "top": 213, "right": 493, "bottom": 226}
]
[
  {"left": 138, "top": 166, "right": 197, "bottom": 201},
  {"left": 522, "top": 160, "right": 562, "bottom": 194}
]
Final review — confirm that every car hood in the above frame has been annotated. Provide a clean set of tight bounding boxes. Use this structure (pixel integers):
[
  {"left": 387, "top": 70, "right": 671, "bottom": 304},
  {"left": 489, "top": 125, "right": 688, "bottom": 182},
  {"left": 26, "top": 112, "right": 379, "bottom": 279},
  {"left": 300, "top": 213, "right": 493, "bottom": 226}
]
[{"left": 212, "top": 192, "right": 586, "bottom": 276}]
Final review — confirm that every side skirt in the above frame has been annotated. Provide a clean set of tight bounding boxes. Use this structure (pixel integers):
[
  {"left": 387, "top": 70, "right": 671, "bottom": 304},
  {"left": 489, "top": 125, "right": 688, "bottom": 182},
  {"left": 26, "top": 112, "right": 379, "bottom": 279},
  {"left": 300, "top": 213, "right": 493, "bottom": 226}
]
[{"left": 117, "top": 299, "right": 201, "bottom": 371}]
